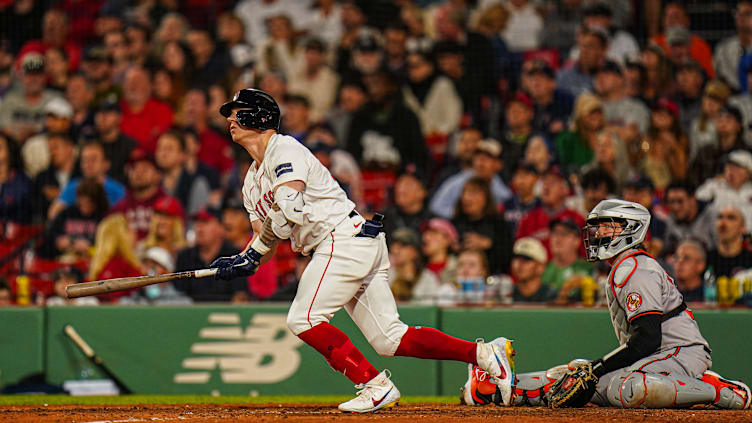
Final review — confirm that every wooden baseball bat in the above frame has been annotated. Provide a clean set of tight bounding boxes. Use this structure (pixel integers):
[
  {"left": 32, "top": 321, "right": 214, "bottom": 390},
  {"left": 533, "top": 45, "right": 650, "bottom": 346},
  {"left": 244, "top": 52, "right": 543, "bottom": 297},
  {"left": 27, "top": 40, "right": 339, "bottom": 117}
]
[
  {"left": 64, "top": 324, "right": 133, "bottom": 394},
  {"left": 65, "top": 268, "right": 217, "bottom": 298}
]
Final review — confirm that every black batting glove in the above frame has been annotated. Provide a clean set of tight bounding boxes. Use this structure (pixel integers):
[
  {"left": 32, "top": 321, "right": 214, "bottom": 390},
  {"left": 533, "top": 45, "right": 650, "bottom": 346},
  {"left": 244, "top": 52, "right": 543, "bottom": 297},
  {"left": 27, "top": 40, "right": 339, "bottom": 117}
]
[{"left": 215, "top": 249, "right": 263, "bottom": 280}]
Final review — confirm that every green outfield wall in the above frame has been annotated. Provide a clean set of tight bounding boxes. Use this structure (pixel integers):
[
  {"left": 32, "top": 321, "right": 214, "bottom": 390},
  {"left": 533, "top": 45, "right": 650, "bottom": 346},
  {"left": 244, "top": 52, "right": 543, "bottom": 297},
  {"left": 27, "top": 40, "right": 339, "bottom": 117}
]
[{"left": 1, "top": 306, "right": 750, "bottom": 396}]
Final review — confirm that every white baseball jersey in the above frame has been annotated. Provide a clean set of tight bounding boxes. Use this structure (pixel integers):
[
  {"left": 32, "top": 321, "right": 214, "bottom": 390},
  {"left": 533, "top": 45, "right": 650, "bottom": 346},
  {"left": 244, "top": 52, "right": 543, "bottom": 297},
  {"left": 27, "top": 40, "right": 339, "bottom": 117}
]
[{"left": 242, "top": 134, "right": 355, "bottom": 254}]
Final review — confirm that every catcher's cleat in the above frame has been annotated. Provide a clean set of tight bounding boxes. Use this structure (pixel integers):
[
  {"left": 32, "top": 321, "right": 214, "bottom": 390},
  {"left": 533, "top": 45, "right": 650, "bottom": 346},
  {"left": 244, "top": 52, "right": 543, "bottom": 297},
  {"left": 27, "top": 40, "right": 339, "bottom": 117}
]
[
  {"left": 338, "top": 370, "right": 401, "bottom": 413},
  {"left": 701, "top": 370, "right": 751, "bottom": 410},
  {"left": 476, "top": 337, "right": 516, "bottom": 406},
  {"left": 461, "top": 364, "right": 499, "bottom": 405}
]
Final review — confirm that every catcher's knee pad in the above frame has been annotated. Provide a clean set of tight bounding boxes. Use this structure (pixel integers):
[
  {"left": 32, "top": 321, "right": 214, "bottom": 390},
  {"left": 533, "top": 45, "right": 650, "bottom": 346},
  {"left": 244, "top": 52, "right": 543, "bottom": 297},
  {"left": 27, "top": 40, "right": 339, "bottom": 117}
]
[{"left": 608, "top": 371, "right": 680, "bottom": 408}]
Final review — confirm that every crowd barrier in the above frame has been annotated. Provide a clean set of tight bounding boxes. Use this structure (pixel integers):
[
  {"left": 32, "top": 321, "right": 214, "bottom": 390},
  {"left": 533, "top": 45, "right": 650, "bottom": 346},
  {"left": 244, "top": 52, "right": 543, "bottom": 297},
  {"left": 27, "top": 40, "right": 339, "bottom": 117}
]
[{"left": 2, "top": 306, "right": 750, "bottom": 396}]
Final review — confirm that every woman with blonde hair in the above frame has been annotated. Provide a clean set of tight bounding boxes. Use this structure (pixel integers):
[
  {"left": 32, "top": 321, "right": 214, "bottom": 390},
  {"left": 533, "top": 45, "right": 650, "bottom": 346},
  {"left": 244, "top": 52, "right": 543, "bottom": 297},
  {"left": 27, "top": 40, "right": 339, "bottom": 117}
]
[
  {"left": 554, "top": 93, "right": 605, "bottom": 170},
  {"left": 581, "top": 129, "right": 635, "bottom": 192},
  {"left": 88, "top": 214, "right": 142, "bottom": 302},
  {"left": 142, "top": 196, "right": 186, "bottom": 256}
]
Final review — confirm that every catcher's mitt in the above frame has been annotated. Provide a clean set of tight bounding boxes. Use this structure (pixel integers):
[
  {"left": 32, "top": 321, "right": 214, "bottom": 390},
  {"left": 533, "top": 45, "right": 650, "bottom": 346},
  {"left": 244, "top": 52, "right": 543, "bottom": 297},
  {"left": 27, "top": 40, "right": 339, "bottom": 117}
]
[{"left": 544, "top": 361, "right": 598, "bottom": 408}]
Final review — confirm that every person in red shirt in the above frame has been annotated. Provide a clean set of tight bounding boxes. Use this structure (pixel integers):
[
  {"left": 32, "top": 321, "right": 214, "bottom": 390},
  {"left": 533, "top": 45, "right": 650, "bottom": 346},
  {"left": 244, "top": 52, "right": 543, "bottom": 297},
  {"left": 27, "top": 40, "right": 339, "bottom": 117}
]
[
  {"left": 650, "top": 2, "right": 714, "bottom": 79},
  {"left": 182, "top": 87, "right": 234, "bottom": 176},
  {"left": 516, "top": 166, "right": 585, "bottom": 258},
  {"left": 119, "top": 66, "right": 174, "bottom": 153},
  {"left": 110, "top": 148, "right": 173, "bottom": 241},
  {"left": 17, "top": 9, "right": 82, "bottom": 72}
]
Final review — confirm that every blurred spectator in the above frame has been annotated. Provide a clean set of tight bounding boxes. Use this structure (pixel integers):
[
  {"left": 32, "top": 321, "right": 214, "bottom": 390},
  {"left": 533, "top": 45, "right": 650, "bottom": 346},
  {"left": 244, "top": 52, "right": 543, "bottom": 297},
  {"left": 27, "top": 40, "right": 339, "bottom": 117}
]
[
  {"left": 674, "top": 60, "right": 706, "bottom": 133},
  {"left": 346, "top": 33, "right": 385, "bottom": 81},
  {"left": 124, "top": 23, "right": 151, "bottom": 67},
  {"left": 522, "top": 59, "right": 574, "bottom": 140},
  {"left": 430, "top": 139, "right": 512, "bottom": 219},
  {"left": 729, "top": 67, "right": 752, "bottom": 146},
  {"left": 325, "top": 78, "right": 368, "bottom": 148},
  {"left": 81, "top": 45, "right": 121, "bottom": 106},
  {"left": 523, "top": 135, "right": 554, "bottom": 175},
  {"left": 155, "top": 130, "right": 210, "bottom": 216},
  {"left": 388, "top": 227, "right": 444, "bottom": 305},
  {"left": 182, "top": 87, "right": 235, "bottom": 177},
  {"left": 66, "top": 73, "right": 96, "bottom": 141},
  {"left": 382, "top": 169, "right": 432, "bottom": 240},
  {"left": 501, "top": 0, "right": 543, "bottom": 52},
  {"left": 434, "top": 127, "right": 482, "bottom": 188},
  {"left": 346, "top": 68, "right": 429, "bottom": 172},
  {"left": 382, "top": 21, "right": 409, "bottom": 79},
  {"left": 473, "top": 3, "right": 515, "bottom": 89},
  {"left": 689, "top": 105, "right": 747, "bottom": 187},
  {"left": 143, "top": 196, "right": 185, "bottom": 256},
  {"left": 119, "top": 246, "right": 192, "bottom": 305},
  {"left": 234, "top": 0, "right": 311, "bottom": 47},
  {"left": 18, "top": 9, "right": 81, "bottom": 72},
  {"left": 111, "top": 148, "right": 170, "bottom": 241},
  {"left": 45, "top": 267, "right": 98, "bottom": 306},
  {"left": 33, "top": 133, "right": 79, "bottom": 218},
  {"left": 402, "top": 49, "right": 463, "bottom": 152},
  {"left": 539, "top": 0, "right": 583, "bottom": 55},
  {"left": 158, "top": 42, "right": 195, "bottom": 107},
  {"left": 88, "top": 214, "right": 142, "bottom": 301},
  {"left": 706, "top": 204, "right": 752, "bottom": 278},
  {"left": 422, "top": 217, "right": 458, "bottom": 286},
  {"left": 45, "top": 47, "right": 69, "bottom": 93},
  {"left": 302, "top": 0, "right": 343, "bottom": 49},
  {"left": 186, "top": 28, "right": 231, "bottom": 86},
  {"left": 49, "top": 141, "right": 124, "bottom": 219},
  {"left": 289, "top": 38, "right": 340, "bottom": 123},
  {"left": 623, "top": 174, "right": 669, "bottom": 257},
  {"left": 0, "top": 133, "right": 32, "bottom": 223},
  {"left": 650, "top": 2, "right": 714, "bottom": 79},
  {"left": 183, "top": 128, "right": 223, "bottom": 208},
  {"left": 451, "top": 177, "right": 513, "bottom": 275},
  {"left": 502, "top": 162, "right": 540, "bottom": 232},
  {"left": 281, "top": 94, "right": 312, "bottom": 141},
  {"left": 689, "top": 80, "right": 730, "bottom": 162},
  {"left": 335, "top": 1, "right": 378, "bottom": 77},
  {"left": 714, "top": 0, "right": 752, "bottom": 91},
  {"left": 306, "top": 123, "right": 363, "bottom": 207},
  {"left": 569, "top": 3, "right": 638, "bottom": 65},
  {"left": 543, "top": 217, "right": 592, "bottom": 301},
  {"left": 664, "top": 181, "right": 717, "bottom": 254},
  {"left": 94, "top": 95, "right": 137, "bottom": 185},
  {"left": 497, "top": 92, "right": 538, "bottom": 181},
  {"left": 578, "top": 167, "right": 615, "bottom": 217},
  {"left": 254, "top": 14, "right": 303, "bottom": 82},
  {"left": 640, "top": 43, "right": 674, "bottom": 104},
  {"left": 696, "top": 150, "right": 752, "bottom": 231},
  {"left": 103, "top": 29, "right": 130, "bottom": 84},
  {"left": 594, "top": 61, "right": 650, "bottom": 136},
  {"left": 511, "top": 237, "right": 557, "bottom": 303},
  {"left": 517, "top": 166, "right": 586, "bottom": 256},
  {"left": 0, "top": 53, "right": 63, "bottom": 142},
  {"left": 120, "top": 66, "right": 174, "bottom": 154},
  {"left": 174, "top": 208, "right": 249, "bottom": 302},
  {"left": 217, "top": 13, "right": 254, "bottom": 70},
  {"left": 582, "top": 130, "right": 634, "bottom": 193},
  {"left": 555, "top": 93, "right": 604, "bottom": 172},
  {"left": 638, "top": 98, "right": 689, "bottom": 190},
  {"left": 43, "top": 178, "right": 108, "bottom": 260},
  {"left": 672, "top": 239, "right": 707, "bottom": 303},
  {"left": 0, "top": 277, "right": 11, "bottom": 306},
  {"left": 21, "top": 97, "right": 73, "bottom": 178},
  {"left": 556, "top": 25, "right": 607, "bottom": 98}
]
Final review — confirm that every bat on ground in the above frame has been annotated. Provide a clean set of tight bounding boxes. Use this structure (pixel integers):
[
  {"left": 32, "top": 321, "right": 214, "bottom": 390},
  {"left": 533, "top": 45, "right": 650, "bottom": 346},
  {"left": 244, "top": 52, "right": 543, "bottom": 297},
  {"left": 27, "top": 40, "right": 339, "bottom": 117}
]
[
  {"left": 65, "top": 268, "right": 217, "bottom": 299},
  {"left": 63, "top": 324, "right": 133, "bottom": 394}
]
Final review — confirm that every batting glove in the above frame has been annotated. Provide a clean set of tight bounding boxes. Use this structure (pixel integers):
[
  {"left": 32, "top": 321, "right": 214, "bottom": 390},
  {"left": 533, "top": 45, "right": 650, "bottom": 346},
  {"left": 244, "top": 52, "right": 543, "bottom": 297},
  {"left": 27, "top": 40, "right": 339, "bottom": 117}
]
[
  {"left": 209, "top": 254, "right": 240, "bottom": 269},
  {"left": 215, "top": 249, "right": 263, "bottom": 280}
]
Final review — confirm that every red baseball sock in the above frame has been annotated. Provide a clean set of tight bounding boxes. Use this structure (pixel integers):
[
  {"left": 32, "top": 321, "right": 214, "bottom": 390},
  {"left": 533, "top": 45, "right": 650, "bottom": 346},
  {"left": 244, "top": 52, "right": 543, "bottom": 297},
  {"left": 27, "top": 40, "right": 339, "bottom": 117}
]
[
  {"left": 297, "top": 322, "right": 380, "bottom": 385},
  {"left": 394, "top": 326, "right": 478, "bottom": 364}
]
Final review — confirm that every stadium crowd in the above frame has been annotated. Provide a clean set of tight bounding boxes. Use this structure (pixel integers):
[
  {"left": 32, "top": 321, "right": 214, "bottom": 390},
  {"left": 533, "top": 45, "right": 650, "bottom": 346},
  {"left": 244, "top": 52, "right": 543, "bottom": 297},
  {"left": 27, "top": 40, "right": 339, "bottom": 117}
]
[{"left": 1, "top": 0, "right": 752, "bottom": 307}]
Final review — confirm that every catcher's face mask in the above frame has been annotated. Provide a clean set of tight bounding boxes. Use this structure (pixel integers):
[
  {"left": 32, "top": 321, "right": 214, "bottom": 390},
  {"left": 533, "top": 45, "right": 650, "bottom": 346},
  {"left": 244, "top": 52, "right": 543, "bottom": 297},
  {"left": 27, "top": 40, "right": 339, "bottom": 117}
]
[{"left": 582, "top": 218, "right": 629, "bottom": 262}]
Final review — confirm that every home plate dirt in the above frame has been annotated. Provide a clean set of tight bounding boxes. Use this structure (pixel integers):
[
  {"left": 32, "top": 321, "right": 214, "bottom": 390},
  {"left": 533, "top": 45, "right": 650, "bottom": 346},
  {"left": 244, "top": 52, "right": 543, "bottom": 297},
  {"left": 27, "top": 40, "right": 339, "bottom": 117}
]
[{"left": 1, "top": 403, "right": 751, "bottom": 422}]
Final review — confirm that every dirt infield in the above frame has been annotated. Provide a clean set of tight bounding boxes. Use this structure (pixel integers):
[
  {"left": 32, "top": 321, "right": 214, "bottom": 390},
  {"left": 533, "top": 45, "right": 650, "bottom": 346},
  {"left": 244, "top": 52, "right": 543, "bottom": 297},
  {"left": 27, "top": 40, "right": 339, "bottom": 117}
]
[{"left": 2, "top": 403, "right": 751, "bottom": 423}]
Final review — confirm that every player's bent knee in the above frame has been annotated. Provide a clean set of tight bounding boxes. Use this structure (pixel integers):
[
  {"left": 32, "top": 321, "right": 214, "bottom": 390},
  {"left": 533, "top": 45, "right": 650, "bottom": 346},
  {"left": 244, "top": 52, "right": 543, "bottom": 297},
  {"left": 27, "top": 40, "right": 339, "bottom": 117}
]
[
  {"left": 608, "top": 371, "right": 678, "bottom": 408},
  {"left": 366, "top": 321, "right": 409, "bottom": 357},
  {"left": 287, "top": 310, "right": 325, "bottom": 336}
]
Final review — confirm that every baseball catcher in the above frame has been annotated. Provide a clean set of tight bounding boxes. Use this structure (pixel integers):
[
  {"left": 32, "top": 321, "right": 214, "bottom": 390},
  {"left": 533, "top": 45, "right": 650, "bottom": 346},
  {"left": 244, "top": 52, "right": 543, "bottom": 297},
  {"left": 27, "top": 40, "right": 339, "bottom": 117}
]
[
  {"left": 462, "top": 200, "right": 750, "bottom": 409},
  {"left": 210, "top": 88, "right": 516, "bottom": 413}
]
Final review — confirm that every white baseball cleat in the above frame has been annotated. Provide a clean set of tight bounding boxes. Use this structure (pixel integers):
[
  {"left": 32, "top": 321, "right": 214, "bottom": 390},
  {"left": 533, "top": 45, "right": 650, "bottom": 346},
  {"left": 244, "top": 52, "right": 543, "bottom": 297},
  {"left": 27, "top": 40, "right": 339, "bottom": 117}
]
[
  {"left": 475, "top": 337, "right": 516, "bottom": 406},
  {"left": 338, "top": 370, "right": 401, "bottom": 413},
  {"left": 702, "top": 370, "right": 751, "bottom": 410}
]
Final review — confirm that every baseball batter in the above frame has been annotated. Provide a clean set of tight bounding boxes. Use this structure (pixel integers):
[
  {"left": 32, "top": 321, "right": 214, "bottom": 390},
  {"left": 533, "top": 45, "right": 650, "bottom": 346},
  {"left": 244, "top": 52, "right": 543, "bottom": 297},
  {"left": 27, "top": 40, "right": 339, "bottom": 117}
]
[
  {"left": 462, "top": 200, "right": 750, "bottom": 409},
  {"left": 209, "top": 88, "right": 516, "bottom": 413}
]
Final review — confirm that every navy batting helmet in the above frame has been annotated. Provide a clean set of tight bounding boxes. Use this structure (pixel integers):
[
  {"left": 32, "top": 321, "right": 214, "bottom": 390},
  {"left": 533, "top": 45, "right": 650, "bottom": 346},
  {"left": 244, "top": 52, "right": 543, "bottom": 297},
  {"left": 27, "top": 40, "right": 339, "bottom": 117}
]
[{"left": 219, "top": 88, "right": 281, "bottom": 131}]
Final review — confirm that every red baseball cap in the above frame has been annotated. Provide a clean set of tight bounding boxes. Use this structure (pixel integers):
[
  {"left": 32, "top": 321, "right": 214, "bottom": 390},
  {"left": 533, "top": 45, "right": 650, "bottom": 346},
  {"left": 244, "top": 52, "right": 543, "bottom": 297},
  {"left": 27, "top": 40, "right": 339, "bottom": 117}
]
[
  {"left": 153, "top": 196, "right": 183, "bottom": 217},
  {"left": 127, "top": 148, "right": 157, "bottom": 168},
  {"left": 422, "top": 218, "right": 459, "bottom": 245}
]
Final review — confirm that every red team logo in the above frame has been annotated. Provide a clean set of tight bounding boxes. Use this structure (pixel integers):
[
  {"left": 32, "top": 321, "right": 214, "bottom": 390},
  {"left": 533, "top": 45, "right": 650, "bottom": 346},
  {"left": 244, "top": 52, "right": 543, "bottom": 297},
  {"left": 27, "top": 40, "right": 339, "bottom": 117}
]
[{"left": 626, "top": 292, "right": 643, "bottom": 312}]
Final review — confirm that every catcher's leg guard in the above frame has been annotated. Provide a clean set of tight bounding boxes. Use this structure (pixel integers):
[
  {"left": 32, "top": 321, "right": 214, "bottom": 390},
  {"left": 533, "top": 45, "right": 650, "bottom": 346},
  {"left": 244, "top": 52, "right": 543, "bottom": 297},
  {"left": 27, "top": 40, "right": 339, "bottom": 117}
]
[{"left": 607, "top": 371, "right": 717, "bottom": 408}]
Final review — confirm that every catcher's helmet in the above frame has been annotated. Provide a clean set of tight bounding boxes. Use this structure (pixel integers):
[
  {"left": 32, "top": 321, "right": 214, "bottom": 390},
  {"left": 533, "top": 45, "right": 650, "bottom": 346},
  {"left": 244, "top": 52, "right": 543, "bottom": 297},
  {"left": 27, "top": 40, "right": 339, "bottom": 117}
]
[
  {"left": 583, "top": 199, "right": 650, "bottom": 262},
  {"left": 219, "top": 88, "right": 281, "bottom": 131}
]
